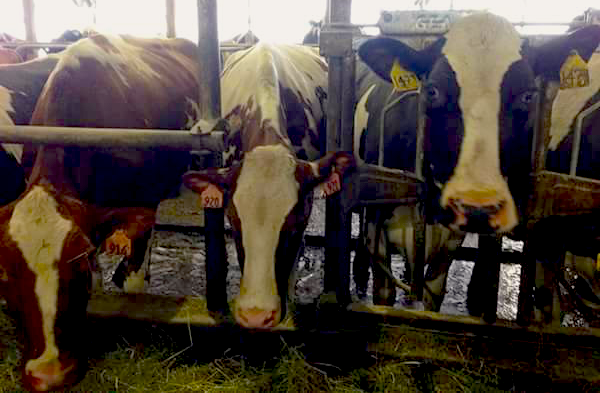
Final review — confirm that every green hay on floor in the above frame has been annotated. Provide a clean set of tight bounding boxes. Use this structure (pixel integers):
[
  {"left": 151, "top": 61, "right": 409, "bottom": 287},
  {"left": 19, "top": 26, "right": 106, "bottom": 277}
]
[{"left": 0, "top": 302, "right": 553, "bottom": 392}]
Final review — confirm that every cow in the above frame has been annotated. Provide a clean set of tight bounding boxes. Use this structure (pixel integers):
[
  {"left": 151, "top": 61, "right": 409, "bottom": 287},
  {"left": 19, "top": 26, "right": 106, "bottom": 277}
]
[
  {"left": 220, "top": 30, "right": 260, "bottom": 67},
  {"left": 0, "top": 34, "right": 201, "bottom": 391},
  {"left": 183, "top": 43, "right": 355, "bottom": 329},
  {"left": 355, "top": 13, "right": 600, "bottom": 311},
  {"left": 0, "top": 55, "right": 60, "bottom": 206},
  {"left": 528, "top": 22, "right": 600, "bottom": 324}
]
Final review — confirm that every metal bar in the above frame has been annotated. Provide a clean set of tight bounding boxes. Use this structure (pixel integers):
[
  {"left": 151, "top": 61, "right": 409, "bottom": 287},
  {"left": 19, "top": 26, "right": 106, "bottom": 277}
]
[
  {"left": 570, "top": 100, "right": 600, "bottom": 176},
  {"left": 196, "top": 0, "right": 221, "bottom": 121},
  {"left": 196, "top": 0, "right": 226, "bottom": 317},
  {"left": 1, "top": 43, "right": 68, "bottom": 50},
  {"left": 324, "top": 0, "right": 353, "bottom": 306},
  {"left": 326, "top": 57, "right": 343, "bottom": 151},
  {"left": 22, "top": 0, "right": 36, "bottom": 60},
  {"left": 22, "top": 0, "right": 36, "bottom": 42},
  {"left": 166, "top": 0, "right": 176, "bottom": 38},
  {"left": 340, "top": 54, "right": 355, "bottom": 151},
  {"left": 531, "top": 79, "right": 548, "bottom": 174},
  {"left": 378, "top": 90, "right": 419, "bottom": 167},
  {"left": 0, "top": 125, "right": 224, "bottom": 151}
]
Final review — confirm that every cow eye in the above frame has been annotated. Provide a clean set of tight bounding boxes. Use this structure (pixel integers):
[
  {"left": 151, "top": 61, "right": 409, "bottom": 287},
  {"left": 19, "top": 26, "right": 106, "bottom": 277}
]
[
  {"left": 520, "top": 91, "right": 535, "bottom": 105},
  {"left": 425, "top": 85, "right": 440, "bottom": 102},
  {"left": 424, "top": 84, "right": 444, "bottom": 108}
]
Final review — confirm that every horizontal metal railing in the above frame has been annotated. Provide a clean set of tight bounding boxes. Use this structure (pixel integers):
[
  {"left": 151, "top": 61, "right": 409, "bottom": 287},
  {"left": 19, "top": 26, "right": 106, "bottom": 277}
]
[{"left": 0, "top": 125, "right": 225, "bottom": 151}]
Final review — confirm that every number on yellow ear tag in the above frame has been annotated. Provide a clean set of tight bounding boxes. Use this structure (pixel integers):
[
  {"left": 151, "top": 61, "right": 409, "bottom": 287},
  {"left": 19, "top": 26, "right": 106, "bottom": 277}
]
[
  {"left": 390, "top": 60, "right": 420, "bottom": 92},
  {"left": 560, "top": 50, "right": 590, "bottom": 90}
]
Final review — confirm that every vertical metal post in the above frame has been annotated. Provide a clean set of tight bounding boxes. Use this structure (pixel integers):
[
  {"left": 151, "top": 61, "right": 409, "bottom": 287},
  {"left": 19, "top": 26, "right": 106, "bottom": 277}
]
[
  {"left": 531, "top": 79, "right": 548, "bottom": 174},
  {"left": 196, "top": 0, "right": 227, "bottom": 314},
  {"left": 197, "top": 0, "right": 222, "bottom": 121},
  {"left": 323, "top": 0, "right": 353, "bottom": 308},
  {"left": 22, "top": 0, "right": 37, "bottom": 60},
  {"left": 166, "top": 0, "right": 176, "bottom": 38}
]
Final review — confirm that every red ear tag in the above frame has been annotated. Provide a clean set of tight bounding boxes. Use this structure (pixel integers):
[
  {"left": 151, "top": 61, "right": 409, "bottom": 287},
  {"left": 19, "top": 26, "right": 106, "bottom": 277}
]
[
  {"left": 200, "top": 184, "right": 223, "bottom": 208},
  {"left": 318, "top": 172, "right": 341, "bottom": 198}
]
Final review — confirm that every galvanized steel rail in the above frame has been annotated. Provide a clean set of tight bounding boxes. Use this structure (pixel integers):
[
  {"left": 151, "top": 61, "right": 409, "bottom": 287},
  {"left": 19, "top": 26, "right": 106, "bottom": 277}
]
[{"left": 0, "top": 125, "right": 225, "bottom": 151}]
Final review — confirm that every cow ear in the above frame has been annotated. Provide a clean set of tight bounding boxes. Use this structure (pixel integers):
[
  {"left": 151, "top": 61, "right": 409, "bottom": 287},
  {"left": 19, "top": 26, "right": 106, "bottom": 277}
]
[
  {"left": 300, "top": 151, "right": 356, "bottom": 198},
  {"left": 182, "top": 166, "right": 239, "bottom": 208},
  {"left": 358, "top": 36, "right": 442, "bottom": 83},
  {"left": 530, "top": 25, "right": 600, "bottom": 80}
]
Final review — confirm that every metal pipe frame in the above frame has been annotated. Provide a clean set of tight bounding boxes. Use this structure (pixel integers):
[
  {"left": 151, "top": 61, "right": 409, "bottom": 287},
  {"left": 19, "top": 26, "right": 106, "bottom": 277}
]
[
  {"left": 196, "top": 0, "right": 222, "bottom": 121},
  {"left": 0, "top": 125, "right": 225, "bottom": 151},
  {"left": 378, "top": 90, "right": 419, "bottom": 167},
  {"left": 166, "top": 0, "right": 176, "bottom": 38},
  {"left": 569, "top": 100, "right": 600, "bottom": 176}
]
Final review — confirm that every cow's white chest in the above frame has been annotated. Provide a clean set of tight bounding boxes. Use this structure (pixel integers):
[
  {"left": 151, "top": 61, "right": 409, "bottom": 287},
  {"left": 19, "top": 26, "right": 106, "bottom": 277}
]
[{"left": 8, "top": 186, "right": 73, "bottom": 371}]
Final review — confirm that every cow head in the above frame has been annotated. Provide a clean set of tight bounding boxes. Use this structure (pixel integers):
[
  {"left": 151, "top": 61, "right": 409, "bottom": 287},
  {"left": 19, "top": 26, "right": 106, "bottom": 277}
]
[
  {"left": 0, "top": 185, "right": 94, "bottom": 391},
  {"left": 183, "top": 146, "right": 354, "bottom": 328},
  {"left": 359, "top": 13, "right": 600, "bottom": 234}
]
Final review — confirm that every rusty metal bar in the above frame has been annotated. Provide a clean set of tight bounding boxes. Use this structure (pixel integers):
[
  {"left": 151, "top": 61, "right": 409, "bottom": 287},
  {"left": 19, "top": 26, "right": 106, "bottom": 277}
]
[
  {"left": 0, "top": 125, "right": 225, "bottom": 151},
  {"left": 196, "top": 0, "right": 221, "bottom": 121},
  {"left": 166, "top": 0, "right": 176, "bottom": 38}
]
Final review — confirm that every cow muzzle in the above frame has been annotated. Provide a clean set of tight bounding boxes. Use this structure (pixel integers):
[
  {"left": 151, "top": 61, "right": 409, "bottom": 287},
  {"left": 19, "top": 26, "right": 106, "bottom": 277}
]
[
  {"left": 444, "top": 190, "right": 517, "bottom": 233},
  {"left": 235, "top": 307, "right": 280, "bottom": 329},
  {"left": 25, "top": 358, "right": 77, "bottom": 392}
]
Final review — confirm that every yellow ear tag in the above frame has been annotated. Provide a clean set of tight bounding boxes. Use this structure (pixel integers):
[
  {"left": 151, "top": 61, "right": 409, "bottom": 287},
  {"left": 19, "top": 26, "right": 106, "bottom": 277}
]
[
  {"left": 596, "top": 253, "right": 600, "bottom": 272},
  {"left": 560, "top": 50, "right": 590, "bottom": 90},
  {"left": 390, "top": 60, "right": 420, "bottom": 92}
]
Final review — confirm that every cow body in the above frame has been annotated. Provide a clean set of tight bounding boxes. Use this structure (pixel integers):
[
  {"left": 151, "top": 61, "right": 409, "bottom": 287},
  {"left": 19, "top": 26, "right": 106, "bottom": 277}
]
[
  {"left": 0, "top": 34, "right": 201, "bottom": 391},
  {"left": 531, "top": 43, "right": 600, "bottom": 323},
  {"left": 184, "top": 43, "right": 354, "bottom": 329},
  {"left": 357, "top": 13, "right": 600, "bottom": 310}
]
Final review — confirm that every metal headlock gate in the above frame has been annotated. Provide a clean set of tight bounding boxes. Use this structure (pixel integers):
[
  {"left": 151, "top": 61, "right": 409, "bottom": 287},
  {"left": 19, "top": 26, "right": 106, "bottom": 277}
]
[
  {"left": 315, "top": 0, "right": 600, "bottom": 381},
  {"left": 2, "top": 0, "right": 600, "bottom": 383}
]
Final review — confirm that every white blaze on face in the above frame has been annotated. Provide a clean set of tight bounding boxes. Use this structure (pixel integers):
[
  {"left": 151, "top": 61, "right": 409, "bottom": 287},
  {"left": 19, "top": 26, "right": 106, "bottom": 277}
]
[
  {"left": 440, "top": 13, "right": 522, "bottom": 229},
  {"left": 549, "top": 53, "right": 600, "bottom": 150},
  {"left": 233, "top": 145, "right": 299, "bottom": 313},
  {"left": 8, "top": 186, "right": 73, "bottom": 372},
  {"left": 353, "top": 84, "right": 376, "bottom": 164}
]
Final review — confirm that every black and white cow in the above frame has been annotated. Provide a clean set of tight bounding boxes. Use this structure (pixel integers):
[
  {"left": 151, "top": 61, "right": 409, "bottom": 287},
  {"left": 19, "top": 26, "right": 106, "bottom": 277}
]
[
  {"left": 355, "top": 12, "right": 600, "bottom": 310},
  {"left": 528, "top": 20, "right": 600, "bottom": 324},
  {"left": 0, "top": 55, "right": 60, "bottom": 205}
]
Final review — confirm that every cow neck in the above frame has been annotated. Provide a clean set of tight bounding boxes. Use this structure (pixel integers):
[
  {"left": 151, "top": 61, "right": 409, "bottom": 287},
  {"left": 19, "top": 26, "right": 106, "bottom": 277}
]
[
  {"left": 27, "top": 146, "right": 79, "bottom": 199},
  {"left": 239, "top": 106, "right": 291, "bottom": 156}
]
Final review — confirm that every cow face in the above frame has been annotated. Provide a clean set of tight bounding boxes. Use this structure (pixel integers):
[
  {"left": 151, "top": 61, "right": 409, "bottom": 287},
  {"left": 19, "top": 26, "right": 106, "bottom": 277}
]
[
  {"left": 359, "top": 13, "right": 600, "bottom": 233},
  {"left": 184, "top": 147, "right": 354, "bottom": 328},
  {"left": 0, "top": 186, "right": 94, "bottom": 391}
]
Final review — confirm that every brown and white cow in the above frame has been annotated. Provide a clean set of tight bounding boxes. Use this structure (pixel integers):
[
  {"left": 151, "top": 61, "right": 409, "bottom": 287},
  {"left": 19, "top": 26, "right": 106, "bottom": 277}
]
[
  {"left": 183, "top": 43, "right": 354, "bottom": 329},
  {"left": 0, "top": 34, "right": 200, "bottom": 391}
]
